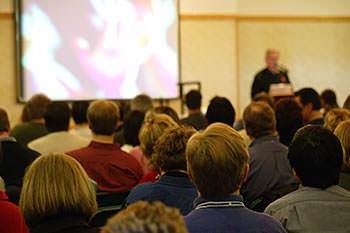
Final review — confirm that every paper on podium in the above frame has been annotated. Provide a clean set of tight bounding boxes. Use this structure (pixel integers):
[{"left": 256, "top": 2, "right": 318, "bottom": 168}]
[{"left": 269, "top": 84, "right": 294, "bottom": 97}]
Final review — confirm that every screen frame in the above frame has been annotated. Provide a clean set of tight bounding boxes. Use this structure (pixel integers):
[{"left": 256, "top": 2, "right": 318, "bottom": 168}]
[{"left": 14, "top": 0, "right": 182, "bottom": 103}]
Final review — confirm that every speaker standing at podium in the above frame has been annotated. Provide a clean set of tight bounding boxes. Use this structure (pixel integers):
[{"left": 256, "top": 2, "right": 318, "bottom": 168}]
[{"left": 251, "top": 49, "right": 291, "bottom": 98}]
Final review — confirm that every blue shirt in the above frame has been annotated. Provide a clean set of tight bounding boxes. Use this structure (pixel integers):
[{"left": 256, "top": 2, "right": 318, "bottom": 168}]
[
  {"left": 185, "top": 195, "right": 287, "bottom": 233},
  {"left": 125, "top": 172, "right": 197, "bottom": 215},
  {"left": 241, "top": 135, "right": 297, "bottom": 205}
]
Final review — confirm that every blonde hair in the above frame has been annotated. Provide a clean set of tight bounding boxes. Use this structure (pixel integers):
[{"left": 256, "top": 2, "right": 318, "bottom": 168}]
[
  {"left": 139, "top": 113, "right": 178, "bottom": 158},
  {"left": 324, "top": 108, "right": 350, "bottom": 132},
  {"left": 334, "top": 120, "right": 350, "bottom": 163},
  {"left": 19, "top": 154, "right": 97, "bottom": 226},
  {"left": 102, "top": 201, "right": 188, "bottom": 233},
  {"left": 186, "top": 123, "right": 249, "bottom": 198},
  {"left": 88, "top": 100, "right": 120, "bottom": 135}
]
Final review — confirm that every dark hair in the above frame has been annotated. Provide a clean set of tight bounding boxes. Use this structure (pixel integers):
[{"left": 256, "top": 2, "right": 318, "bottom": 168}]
[
  {"left": 123, "top": 111, "right": 145, "bottom": 146},
  {"left": 243, "top": 101, "right": 276, "bottom": 138},
  {"left": 321, "top": 89, "right": 338, "bottom": 108},
  {"left": 72, "top": 101, "right": 90, "bottom": 125},
  {"left": 288, "top": 125, "right": 343, "bottom": 189},
  {"left": 295, "top": 88, "right": 322, "bottom": 110},
  {"left": 21, "top": 94, "right": 51, "bottom": 122},
  {"left": 275, "top": 98, "right": 303, "bottom": 146},
  {"left": 152, "top": 126, "right": 196, "bottom": 172},
  {"left": 206, "top": 97, "right": 236, "bottom": 127},
  {"left": 344, "top": 95, "right": 350, "bottom": 110},
  {"left": 185, "top": 90, "right": 202, "bottom": 110},
  {"left": 154, "top": 106, "right": 180, "bottom": 123},
  {"left": 44, "top": 102, "right": 71, "bottom": 132},
  {"left": 0, "top": 108, "right": 10, "bottom": 132}
]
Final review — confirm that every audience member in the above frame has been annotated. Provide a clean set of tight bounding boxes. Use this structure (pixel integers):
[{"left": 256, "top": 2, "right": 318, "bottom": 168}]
[
  {"left": 181, "top": 90, "right": 207, "bottom": 130},
  {"left": 121, "top": 110, "right": 145, "bottom": 153},
  {"left": 125, "top": 126, "right": 197, "bottom": 215},
  {"left": 28, "top": 102, "right": 89, "bottom": 154},
  {"left": 294, "top": 88, "right": 324, "bottom": 125},
  {"left": 241, "top": 102, "right": 297, "bottom": 209},
  {"left": 324, "top": 108, "right": 350, "bottom": 132},
  {"left": 185, "top": 123, "right": 286, "bottom": 233},
  {"left": 253, "top": 92, "right": 276, "bottom": 109},
  {"left": 0, "top": 177, "right": 29, "bottom": 233},
  {"left": 154, "top": 106, "right": 181, "bottom": 123},
  {"left": 138, "top": 113, "right": 179, "bottom": 183},
  {"left": 265, "top": 126, "right": 350, "bottom": 233},
  {"left": 321, "top": 89, "right": 339, "bottom": 115},
  {"left": 102, "top": 201, "right": 188, "bottom": 233},
  {"left": 275, "top": 98, "right": 303, "bottom": 146},
  {"left": 344, "top": 94, "right": 350, "bottom": 110},
  {"left": 130, "top": 94, "right": 154, "bottom": 113},
  {"left": 11, "top": 94, "right": 51, "bottom": 146},
  {"left": 0, "top": 108, "right": 38, "bottom": 187},
  {"left": 68, "top": 100, "right": 142, "bottom": 192},
  {"left": 334, "top": 120, "right": 350, "bottom": 191},
  {"left": 70, "top": 101, "right": 92, "bottom": 140},
  {"left": 206, "top": 96, "right": 236, "bottom": 127},
  {"left": 19, "top": 154, "right": 99, "bottom": 233}
]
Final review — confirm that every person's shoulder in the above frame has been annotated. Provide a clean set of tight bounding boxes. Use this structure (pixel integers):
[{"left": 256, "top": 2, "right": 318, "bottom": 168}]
[
  {"left": 243, "top": 209, "right": 287, "bottom": 232},
  {"left": 265, "top": 189, "right": 301, "bottom": 214},
  {"left": 126, "top": 182, "right": 159, "bottom": 203},
  {"left": 254, "top": 68, "right": 269, "bottom": 79}
]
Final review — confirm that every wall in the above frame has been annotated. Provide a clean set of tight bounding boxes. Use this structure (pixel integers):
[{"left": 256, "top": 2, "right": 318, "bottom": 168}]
[{"left": 1, "top": 0, "right": 350, "bottom": 124}]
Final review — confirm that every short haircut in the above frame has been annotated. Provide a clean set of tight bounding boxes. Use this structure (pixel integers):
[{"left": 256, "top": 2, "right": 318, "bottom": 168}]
[
  {"left": 139, "top": 113, "right": 178, "bottom": 158},
  {"left": 88, "top": 100, "right": 120, "bottom": 136},
  {"left": 21, "top": 94, "right": 51, "bottom": 122},
  {"left": 186, "top": 123, "right": 248, "bottom": 198},
  {"left": 102, "top": 201, "right": 188, "bottom": 233},
  {"left": 295, "top": 88, "right": 322, "bottom": 110},
  {"left": 321, "top": 89, "right": 338, "bottom": 108},
  {"left": 334, "top": 120, "right": 350, "bottom": 163},
  {"left": 243, "top": 101, "right": 276, "bottom": 138},
  {"left": 0, "top": 108, "right": 10, "bottom": 132},
  {"left": 19, "top": 154, "right": 97, "bottom": 226},
  {"left": 154, "top": 106, "right": 180, "bottom": 123},
  {"left": 265, "top": 49, "right": 279, "bottom": 58},
  {"left": 344, "top": 95, "right": 350, "bottom": 110},
  {"left": 206, "top": 96, "right": 236, "bottom": 127},
  {"left": 252, "top": 92, "right": 276, "bottom": 109},
  {"left": 324, "top": 108, "right": 350, "bottom": 132},
  {"left": 130, "top": 94, "right": 153, "bottom": 113},
  {"left": 152, "top": 126, "right": 196, "bottom": 172},
  {"left": 72, "top": 101, "right": 90, "bottom": 124},
  {"left": 185, "top": 90, "right": 202, "bottom": 110},
  {"left": 275, "top": 98, "right": 303, "bottom": 146},
  {"left": 123, "top": 110, "right": 145, "bottom": 146},
  {"left": 44, "top": 102, "right": 71, "bottom": 132},
  {"left": 288, "top": 125, "right": 343, "bottom": 189}
]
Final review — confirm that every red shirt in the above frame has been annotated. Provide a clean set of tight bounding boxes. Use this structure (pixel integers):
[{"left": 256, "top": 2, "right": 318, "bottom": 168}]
[
  {"left": 68, "top": 141, "right": 143, "bottom": 192},
  {"left": 0, "top": 191, "right": 29, "bottom": 233},
  {"left": 139, "top": 171, "right": 159, "bottom": 184}
]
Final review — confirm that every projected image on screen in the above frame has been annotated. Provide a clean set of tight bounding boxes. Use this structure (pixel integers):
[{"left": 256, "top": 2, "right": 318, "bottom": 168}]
[{"left": 19, "top": 0, "right": 179, "bottom": 100}]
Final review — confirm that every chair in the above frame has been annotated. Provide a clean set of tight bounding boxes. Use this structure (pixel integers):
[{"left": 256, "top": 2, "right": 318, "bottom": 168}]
[
  {"left": 96, "top": 191, "right": 129, "bottom": 207},
  {"left": 89, "top": 205, "right": 122, "bottom": 227}
]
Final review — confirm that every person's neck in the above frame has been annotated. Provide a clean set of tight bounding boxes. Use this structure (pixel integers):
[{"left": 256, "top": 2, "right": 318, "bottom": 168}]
[
  {"left": 0, "top": 131, "right": 9, "bottom": 137},
  {"left": 74, "top": 123, "right": 88, "bottom": 129},
  {"left": 268, "top": 66, "right": 280, "bottom": 74},
  {"left": 188, "top": 108, "right": 201, "bottom": 115},
  {"left": 160, "top": 169, "right": 188, "bottom": 176},
  {"left": 92, "top": 134, "right": 114, "bottom": 144},
  {"left": 308, "top": 111, "right": 323, "bottom": 122},
  {"left": 31, "top": 118, "right": 45, "bottom": 124}
]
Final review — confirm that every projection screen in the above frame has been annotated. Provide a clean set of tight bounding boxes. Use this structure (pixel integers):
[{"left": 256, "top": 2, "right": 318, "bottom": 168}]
[{"left": 16, "top": 0, "right": 180, "bottom": 101}]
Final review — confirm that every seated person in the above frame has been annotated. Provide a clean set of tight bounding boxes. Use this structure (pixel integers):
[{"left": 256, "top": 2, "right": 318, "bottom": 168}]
[
  {"left": 19, "top": 154, "right": 99, "bottom": 233},
  {"left": 324, "top": 108, "right": 350, "bottom": 132},
  {"left": 154, "top": 106, "right": 181, "bottom": 124},
  {"left": 181, "top": 90, "right": 207, "bottom": 130},
  {"left": 294, "top": 88, "right": 324, "bottom": 125},
  {"left": 11, "top": 94, "right": 51, "bottom": 146},
  {"left": 138, "top": 113, "right": 179, "bottom": 183},
  {"left": 185, "top": 123, "right": 286, "bottom": 233},
  {"left": 121, "top": 110, "right": 145, "bottom": 154},
  {"left": 70, "top": 101, "right": 92, "bottom": 140},
  {"left": 321, "top": 89, "right": 339, "bottom": 115},
  {"left": 275, "top": 98, "right": 303, "bottom": 146},
  {"left": 125, "top": 126, "right": 197, "bottom": 215},
  {"left": 102, "top": 201, "right": 188, "bottom": 233},
  {"left": 265, "top": 125, "right": 350, "bottom": 233},
  {"left": 0, "top": 176, "right": 29, "bottom": 233},
  {"left": 334, "top": 120, "right": 350, "bottom": 191},
  {"left": 68, "top": 100, "right": 143, "bottom": 192},
  {"left": 0, "top": 108, "right": 38, "bottom": 188},
  {"left": 241, "top": 102, "right": 297, "bottom": 208},
  {"left": 206, "top": 96, "right": 236, "bottom": 127},
  {"left": 28, "top": 102, "right": 89, "bottom": 154}
]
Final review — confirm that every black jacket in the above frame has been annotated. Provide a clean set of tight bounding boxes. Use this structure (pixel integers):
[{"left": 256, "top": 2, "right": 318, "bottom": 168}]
[
  {"left": 251, "top": 68, "right": 290, "bottom": 98},
  {"left": 30, "top": 216, "right": 100, "bottom": 233}
]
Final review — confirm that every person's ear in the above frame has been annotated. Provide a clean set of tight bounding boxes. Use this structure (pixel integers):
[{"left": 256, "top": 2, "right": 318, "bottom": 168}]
[{"left": 242, "top": 164, "right": 249, "bottom": 183}]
